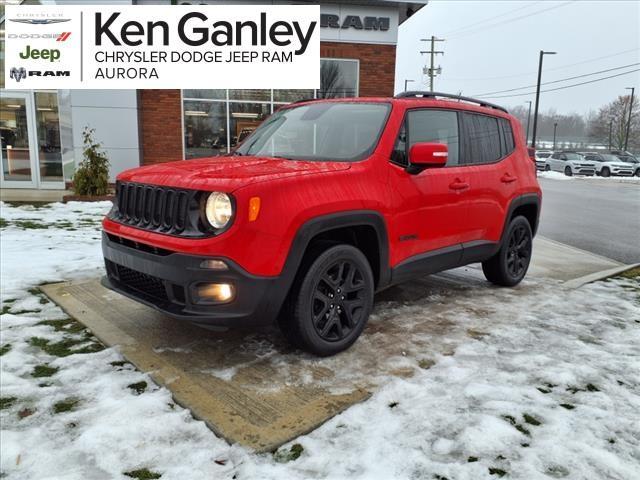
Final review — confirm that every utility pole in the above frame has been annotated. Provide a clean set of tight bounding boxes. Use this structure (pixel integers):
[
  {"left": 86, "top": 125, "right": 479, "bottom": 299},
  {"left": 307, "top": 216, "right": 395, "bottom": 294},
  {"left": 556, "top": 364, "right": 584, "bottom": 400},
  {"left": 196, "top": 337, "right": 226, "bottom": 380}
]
[
  {"left": 525, "top": 100, "right": 532, "bottom": 145},
  {"left": 553, "top": 122, "right": 558, "bottom": 150},
  {"left": 420, "top": 36, "right": 445, "bottom": 91},
  {"left": 624, "top": 87, "right": 635, "bottom": 151},
  {"left": 531, "top": 50, "right": 557, "bottom": 149},
  {"left": 404, "top": 79, "right": 414, "bottom": 92}
]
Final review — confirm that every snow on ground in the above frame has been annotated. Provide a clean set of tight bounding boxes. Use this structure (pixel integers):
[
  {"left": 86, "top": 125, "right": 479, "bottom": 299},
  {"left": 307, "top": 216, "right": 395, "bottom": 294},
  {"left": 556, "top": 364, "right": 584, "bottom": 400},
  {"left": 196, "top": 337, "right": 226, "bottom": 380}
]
[
  {"left": 537, "top": 171, "right": 640, "bottom": 182},
  {"left": 1, "top": 201, "right": 639, "bottom": 480}
]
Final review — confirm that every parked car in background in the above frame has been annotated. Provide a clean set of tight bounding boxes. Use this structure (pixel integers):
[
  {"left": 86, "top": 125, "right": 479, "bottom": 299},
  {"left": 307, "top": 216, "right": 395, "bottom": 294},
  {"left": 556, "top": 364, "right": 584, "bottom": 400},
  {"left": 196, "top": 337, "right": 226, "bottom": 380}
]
[
  {"left": 544, "top": 151, "right": 596, "bottom": 176},
  {"left": 534, "top": 149, "right": 554, "bottom": 171},
  {"left": 615, "top": 154, "right": 640, "bottom": 176},
  {"left": 580, "top": 152, "right": 636, "bottom": 177}
]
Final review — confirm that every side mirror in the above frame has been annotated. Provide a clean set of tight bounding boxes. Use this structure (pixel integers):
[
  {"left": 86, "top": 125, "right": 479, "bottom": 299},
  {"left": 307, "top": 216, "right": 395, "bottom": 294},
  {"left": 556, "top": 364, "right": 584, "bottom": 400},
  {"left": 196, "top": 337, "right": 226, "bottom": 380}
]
[{"left": 407, "top": 142, "right": 448, "bottom": 174}]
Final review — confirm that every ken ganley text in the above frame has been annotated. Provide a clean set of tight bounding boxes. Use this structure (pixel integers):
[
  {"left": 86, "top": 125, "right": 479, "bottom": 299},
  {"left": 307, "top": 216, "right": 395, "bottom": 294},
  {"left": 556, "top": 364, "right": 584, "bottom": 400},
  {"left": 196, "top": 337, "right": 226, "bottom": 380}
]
[{"left": 93, "top": 11, "right": 317, "bottom": 80}]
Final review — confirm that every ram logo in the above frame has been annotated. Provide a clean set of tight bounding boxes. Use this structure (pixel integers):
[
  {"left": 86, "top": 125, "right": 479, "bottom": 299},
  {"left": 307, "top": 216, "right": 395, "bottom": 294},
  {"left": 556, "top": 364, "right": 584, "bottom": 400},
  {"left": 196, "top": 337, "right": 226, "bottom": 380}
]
[{"left": 10, "top": 67, "right": 27, "bottom": 83}]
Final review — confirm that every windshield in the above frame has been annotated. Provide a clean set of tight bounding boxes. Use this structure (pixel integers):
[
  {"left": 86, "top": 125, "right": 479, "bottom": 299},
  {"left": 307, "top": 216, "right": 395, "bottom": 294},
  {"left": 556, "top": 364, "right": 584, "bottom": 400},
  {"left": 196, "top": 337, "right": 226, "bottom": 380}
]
[
  {"left": 601, "top": 154, "right": 621, "bottom": 162},
  {"left": 537, "top": 153, "right": 551, "bottom": 158},
  {"left": 565, "top": 153, "right": 583, "bottom": 161},
  {"left": 619, "top": 155, "right": 638, "bottom": 163},
  {"left": 233, "top": 102, "right": 390, "bottom": 161}
]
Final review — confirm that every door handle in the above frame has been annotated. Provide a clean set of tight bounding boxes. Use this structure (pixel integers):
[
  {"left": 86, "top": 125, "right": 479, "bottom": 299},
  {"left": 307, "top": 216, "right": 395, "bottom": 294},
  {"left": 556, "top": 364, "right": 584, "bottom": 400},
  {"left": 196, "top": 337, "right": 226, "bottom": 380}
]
[
  {"left": 501, "top": 173, "right": 517, "bottom": 184},
  {"left": 449, "top": 179, "right": 469, "bottom": 191}
]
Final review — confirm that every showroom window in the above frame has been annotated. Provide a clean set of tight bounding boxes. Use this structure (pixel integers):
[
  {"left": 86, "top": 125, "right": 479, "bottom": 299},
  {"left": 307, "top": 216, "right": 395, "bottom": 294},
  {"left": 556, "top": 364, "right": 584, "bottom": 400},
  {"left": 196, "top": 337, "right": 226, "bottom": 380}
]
[{"left": 183, "top": 59, "right": 359, "bottom": 158}]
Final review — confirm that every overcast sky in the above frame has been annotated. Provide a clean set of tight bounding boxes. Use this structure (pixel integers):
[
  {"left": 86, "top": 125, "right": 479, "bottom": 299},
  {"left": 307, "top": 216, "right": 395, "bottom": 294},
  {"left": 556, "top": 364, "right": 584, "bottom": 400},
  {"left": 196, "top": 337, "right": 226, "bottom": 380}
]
[{"left": 396, "top": 0, "right": 640, "bottom": 115}]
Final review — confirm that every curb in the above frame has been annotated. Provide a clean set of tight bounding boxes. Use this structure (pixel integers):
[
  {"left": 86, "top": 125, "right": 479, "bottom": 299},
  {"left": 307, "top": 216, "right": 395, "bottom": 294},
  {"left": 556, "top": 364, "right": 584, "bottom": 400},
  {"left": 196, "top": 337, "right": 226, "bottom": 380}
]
[{"left": 564, "top": 263, "right": 640, "bottom": 289}]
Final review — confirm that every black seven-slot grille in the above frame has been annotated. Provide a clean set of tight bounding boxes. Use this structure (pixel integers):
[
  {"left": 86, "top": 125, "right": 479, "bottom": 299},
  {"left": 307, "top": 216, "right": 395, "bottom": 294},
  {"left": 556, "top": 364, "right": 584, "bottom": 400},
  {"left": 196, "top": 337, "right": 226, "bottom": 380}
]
[{"left": 110, "top": 181, "right": 207, "bottom": 237}]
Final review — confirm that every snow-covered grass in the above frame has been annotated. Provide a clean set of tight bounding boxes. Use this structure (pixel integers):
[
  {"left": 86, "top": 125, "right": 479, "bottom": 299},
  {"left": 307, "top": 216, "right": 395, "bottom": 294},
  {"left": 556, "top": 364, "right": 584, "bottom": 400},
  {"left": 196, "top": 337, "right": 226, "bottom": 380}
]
[
  {"left": 1, "top": 201, "right": 639, "bottom": 480},
  {"left": 538, "top": 171, "right": 640, "bottom": 183}
]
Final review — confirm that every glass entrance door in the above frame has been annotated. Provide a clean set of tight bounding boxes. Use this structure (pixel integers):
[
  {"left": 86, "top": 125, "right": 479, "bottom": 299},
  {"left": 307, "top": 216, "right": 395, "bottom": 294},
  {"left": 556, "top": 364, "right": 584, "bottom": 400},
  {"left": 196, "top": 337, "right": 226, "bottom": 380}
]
[
  {"left": 1, "top": 91, "right": 64, "bottom": 189},
  {"left": 1, "top": 92, "right": 37, "bottom": 188}
]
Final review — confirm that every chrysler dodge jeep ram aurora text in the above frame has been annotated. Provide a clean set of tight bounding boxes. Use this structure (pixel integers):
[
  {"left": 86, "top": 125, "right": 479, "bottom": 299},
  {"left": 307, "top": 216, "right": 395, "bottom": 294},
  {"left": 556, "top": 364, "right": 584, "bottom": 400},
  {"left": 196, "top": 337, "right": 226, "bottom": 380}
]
[{"left": 102, "top": 92, "right": 542, "bottom": 356}]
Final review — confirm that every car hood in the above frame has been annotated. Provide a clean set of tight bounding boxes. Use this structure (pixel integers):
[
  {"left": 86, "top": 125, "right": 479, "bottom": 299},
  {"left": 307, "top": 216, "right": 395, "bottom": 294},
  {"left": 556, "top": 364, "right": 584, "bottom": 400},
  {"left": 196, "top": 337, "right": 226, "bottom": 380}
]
[
  {"left": 117, "top": 156, "right": 352, "bottom": 191},
  {"left": 604, "top": 161, "right": 633, "bottom": 167}
]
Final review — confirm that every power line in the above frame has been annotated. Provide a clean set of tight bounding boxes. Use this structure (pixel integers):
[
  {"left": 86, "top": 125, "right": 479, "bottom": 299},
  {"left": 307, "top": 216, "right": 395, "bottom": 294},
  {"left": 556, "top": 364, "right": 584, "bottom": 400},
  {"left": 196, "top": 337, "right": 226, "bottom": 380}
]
[
  {"left": 473, "top": 63, "right": 640, "bottom": 97},
  {"left": 478, "top": 69, "right": 640, "bottom": 99},
  {"left": 447, "top": 1, "right": 574, "bottom": 40},
  {"left": 441, "top": 1, "right": 541, "bottom": 36},
  {"left": 444, "top": 48, "right": 640, "bottom": 82}
]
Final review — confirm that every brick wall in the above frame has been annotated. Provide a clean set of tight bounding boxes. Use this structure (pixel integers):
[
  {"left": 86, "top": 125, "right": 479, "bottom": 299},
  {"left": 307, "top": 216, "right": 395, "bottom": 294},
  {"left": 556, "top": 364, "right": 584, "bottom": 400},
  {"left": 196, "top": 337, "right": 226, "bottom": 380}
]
[
  {"left": 139, "top": 89, "right": 183, "bottom": 165},
  {"left": 321, "top": 42, "right": 396, "bottom": 97},
  {"left": 138, "top": 42, "right": 397, "bottom": 165}
]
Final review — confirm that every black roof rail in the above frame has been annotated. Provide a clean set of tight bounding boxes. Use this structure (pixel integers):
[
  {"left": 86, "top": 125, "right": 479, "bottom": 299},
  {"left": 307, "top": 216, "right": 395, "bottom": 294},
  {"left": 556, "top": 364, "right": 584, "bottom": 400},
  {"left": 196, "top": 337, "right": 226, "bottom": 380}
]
[{"left": 394, "top": 91, "right": 509, "bottom": 114}]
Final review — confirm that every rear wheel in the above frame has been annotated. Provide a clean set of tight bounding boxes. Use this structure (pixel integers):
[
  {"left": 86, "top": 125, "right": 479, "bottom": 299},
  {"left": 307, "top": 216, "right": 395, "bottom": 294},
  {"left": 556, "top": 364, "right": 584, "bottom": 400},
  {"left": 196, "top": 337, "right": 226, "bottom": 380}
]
[
  {"left": 544, "top": 165, "right": 551, "bottom": 171},
  {"left": 601, "top": 167, "right": 611, "bottom": 177},
  {"left": 281, "top": 244, "right": 374, "bottom": 356},
  {"left": 635, "top": 169, "right": 640, "bottom": 177},
  {"left": 564, "top": 166, "right": 573, "bottom": 176},
  {"left": 482, "top": 216, "right": 533, "bottom": 287}
]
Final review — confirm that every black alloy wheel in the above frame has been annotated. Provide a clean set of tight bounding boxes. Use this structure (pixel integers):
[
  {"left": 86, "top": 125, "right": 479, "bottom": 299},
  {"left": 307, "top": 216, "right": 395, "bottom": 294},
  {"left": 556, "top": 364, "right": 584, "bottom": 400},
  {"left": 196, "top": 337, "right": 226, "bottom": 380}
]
[
  {"left": 482, "top": 216, "right": 533, "bottom": 287},
  {"left": 311, "top": 259, "right": 367, "bottom": 342},
  {"left": 505, "top": 224, "right": 531, "bottom": 279},
  {"left": 282, "top": 244, "right": 374, "bottom": 356},
  {"left": 564, "top": 166, "right": 573, "bottom": 176},
  {"left": 601, "top": 168, "right": 611, "bottom": 177},
  {"left": 544, "top": 165, "right": 551, "bottom": 171}
]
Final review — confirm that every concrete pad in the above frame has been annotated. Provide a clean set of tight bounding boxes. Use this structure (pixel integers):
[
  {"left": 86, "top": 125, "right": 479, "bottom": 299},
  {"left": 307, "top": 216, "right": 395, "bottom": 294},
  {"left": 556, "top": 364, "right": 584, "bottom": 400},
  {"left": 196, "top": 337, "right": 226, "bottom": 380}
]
[
  {"left": 40, "top": 236, "right": 626, "bottom": 451},
  {"left": 1, "top": 188, "right": 70, "bottom": 203}
]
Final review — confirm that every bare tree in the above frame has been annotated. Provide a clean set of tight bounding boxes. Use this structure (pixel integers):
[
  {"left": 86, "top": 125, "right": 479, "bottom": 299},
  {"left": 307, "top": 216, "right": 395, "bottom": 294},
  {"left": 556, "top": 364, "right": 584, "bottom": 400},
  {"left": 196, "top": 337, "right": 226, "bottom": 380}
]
[{"left": 588, "top": 95, "right": 639, "bottom": 151}]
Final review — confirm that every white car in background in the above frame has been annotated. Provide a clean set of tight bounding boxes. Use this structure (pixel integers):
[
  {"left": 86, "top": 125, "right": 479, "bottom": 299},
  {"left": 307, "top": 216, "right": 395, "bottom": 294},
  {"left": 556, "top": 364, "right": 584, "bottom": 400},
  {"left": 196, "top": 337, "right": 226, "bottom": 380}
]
[
  {"left": 534, "top": 149, "right": 554, "bottom": 170},
  {"left": 580, "top": 152, "right": 636, "bottom": 177},
  {"left": 616, "top": 154, "right": 640, "bottom": 176},
  {"left": 544, "top": 152, "right": 596, "bottom": 176}
]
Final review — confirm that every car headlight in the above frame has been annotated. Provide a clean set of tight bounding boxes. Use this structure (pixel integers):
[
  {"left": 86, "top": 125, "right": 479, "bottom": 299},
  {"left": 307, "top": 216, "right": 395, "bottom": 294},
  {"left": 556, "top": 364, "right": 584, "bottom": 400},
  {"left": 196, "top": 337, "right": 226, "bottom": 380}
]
[{"left": 204, "top": 192, "right": 233, "bottom": 229}]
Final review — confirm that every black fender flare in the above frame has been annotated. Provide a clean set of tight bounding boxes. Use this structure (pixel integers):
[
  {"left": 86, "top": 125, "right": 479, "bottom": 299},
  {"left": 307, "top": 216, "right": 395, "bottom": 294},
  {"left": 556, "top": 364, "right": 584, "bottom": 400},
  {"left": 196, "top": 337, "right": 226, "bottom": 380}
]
[
  {"left": 501, "top": 193, "right": 541, "bottom": 243},
  {"left": 264, "top": 210, "right": 391, "bottom": 322}
]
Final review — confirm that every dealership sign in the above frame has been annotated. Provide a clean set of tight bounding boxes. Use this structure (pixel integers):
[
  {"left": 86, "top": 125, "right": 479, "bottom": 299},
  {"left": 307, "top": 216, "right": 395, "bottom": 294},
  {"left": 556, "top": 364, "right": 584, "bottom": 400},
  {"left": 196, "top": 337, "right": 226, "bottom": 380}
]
[{"left": 4, "top": 5, "right": 320, "bottom": 89}]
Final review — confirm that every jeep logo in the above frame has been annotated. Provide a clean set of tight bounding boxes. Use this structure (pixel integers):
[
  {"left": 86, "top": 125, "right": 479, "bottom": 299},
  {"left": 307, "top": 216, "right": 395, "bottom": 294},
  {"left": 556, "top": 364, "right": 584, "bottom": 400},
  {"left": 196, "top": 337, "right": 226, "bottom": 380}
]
[{"left": 19, "top": 45, "right": 61, "bottom": 62}]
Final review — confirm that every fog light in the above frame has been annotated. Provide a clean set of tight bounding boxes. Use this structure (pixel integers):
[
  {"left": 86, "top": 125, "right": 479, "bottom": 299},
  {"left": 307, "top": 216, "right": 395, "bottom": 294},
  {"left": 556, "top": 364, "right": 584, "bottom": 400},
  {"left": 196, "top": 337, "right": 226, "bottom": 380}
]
[
  {"left": 199, "top": 259, "right": 228, "bottom": 270},
  {"left": 195, "top": 283, "right": 235, "bottom": 303}
]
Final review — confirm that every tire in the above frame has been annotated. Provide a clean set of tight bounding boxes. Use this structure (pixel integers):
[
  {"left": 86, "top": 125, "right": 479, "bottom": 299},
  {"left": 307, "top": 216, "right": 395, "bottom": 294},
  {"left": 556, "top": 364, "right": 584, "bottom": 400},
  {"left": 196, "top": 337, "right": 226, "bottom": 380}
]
[
  {"left": 601, "top": 168, "right": 610, "bottom": 177},
  {"left": 281, "top": 244, "right": 374, "bottom": 356},
  {"left": 635, "top": 169, "right": 640, "bottom": 177},
  {"left": 564, "top": 166, "right": 573, "bottom": 176},
  {"left": 544, "top": 165, "right": 551, "bottom": 172},
  {"left": 482, "top": 216, "right": 533, "bottom": 287}
]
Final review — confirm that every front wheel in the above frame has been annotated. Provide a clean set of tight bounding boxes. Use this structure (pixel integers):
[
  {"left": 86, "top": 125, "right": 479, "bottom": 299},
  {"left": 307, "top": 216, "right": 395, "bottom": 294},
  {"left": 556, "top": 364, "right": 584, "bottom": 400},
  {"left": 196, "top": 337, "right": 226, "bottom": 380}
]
[
  {"left": 282, "top": 245, "right": 374, "bottom": 356},
  {"left": 601, "top": 168, "right": 610, "bottom": 177},
  {"left": 564, "top": 166, "right": 573, "bottom": 176},
  {"left": 482, "top": 216, "right": 533, "bottom": 287},
  {"left": 544, "top": 165, "right": 551, "bottom": 172}
]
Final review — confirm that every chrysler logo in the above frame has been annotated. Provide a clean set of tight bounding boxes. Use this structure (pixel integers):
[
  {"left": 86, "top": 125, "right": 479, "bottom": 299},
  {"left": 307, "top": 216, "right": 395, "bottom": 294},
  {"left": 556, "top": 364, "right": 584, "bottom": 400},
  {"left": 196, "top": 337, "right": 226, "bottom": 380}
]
[
  {"left": 10, "top": 67, "right": 27, "bottom": 83},
  {"left": 10, "top": 19, "right": 71, "bottom": 25}
]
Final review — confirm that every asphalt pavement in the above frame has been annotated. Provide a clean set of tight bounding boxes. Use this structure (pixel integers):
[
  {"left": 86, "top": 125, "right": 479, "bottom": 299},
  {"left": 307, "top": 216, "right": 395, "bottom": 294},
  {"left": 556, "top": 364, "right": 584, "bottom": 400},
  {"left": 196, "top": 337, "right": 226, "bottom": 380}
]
[{"left": 537, "top": 177, "right": 640, "bottom": 264}]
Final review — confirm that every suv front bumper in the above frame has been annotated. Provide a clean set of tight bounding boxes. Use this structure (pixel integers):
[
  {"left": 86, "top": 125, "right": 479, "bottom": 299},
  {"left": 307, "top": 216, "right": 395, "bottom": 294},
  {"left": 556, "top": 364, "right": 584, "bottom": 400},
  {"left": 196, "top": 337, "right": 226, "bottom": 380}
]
[{"left": 102, "top": 232, "right": 279, "bottom": 328}]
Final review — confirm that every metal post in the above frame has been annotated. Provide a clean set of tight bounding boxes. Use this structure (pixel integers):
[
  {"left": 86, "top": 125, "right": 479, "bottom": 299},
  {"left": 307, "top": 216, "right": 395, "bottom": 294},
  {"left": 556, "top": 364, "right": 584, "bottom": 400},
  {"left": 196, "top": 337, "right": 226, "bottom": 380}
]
[
  {"left": 525, "top": 100, "right": 532, "bottom": 145},
  {"left": 624, "top": 87, "right": 635, "bottom": 151},
  {"left": 404, "top": 79, "right": 414, "bottom": 92},
  {"left": 531, "top": 50, "right": 556, "bottom": 149},
  {"left": 609, "top": 120, "right": 613, "bottom": 150},
  {"left": 553, "top": 122, "right": 558, "bottom": 150}
]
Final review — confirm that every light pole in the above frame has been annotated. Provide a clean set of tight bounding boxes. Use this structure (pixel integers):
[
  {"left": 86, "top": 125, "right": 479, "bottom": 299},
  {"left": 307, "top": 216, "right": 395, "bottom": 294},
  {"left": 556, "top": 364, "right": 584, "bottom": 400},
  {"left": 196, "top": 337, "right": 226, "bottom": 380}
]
[
  {"left": 404, "top": 79, "right": 415, "bottom": 92},
  {"left": 531, "top": 50, "right": 557, "bottom": 149},
  {"left": 553, "top": 122, "right": 558, "bottom": 150},
  {"left": 624, "top": 87, "right": 635, "bottom": 151},
  {"left": 525, "top": 100, "right": 532, "bottom": 145}
]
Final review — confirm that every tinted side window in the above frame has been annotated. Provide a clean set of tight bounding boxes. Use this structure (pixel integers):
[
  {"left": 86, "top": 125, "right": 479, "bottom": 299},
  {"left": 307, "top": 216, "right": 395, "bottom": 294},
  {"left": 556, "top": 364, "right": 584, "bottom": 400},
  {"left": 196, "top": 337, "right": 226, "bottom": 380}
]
[
  {"left": 461, "top": 112, "right": 502, "bottom": 164},
  {"left": 499, "top": 118, "right": 515, "bottom": 155},
  {"left": 407, "top": 110, "right": 460, "bottom": 166}
]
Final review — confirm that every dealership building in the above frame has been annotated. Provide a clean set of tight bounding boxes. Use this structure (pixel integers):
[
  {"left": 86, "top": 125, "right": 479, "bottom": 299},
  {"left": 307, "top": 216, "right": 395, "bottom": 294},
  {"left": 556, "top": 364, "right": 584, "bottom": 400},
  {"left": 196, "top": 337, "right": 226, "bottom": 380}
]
[{"left": 0, "top": 0, "right": 427, "bottom": 192}]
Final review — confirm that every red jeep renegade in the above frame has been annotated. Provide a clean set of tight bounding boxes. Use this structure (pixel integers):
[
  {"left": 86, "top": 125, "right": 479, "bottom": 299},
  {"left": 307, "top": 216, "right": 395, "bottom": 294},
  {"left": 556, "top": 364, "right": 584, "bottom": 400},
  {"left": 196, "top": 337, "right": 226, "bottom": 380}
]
[{"left": 102, "top": 92, "right": 541, "bottom": 356}]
